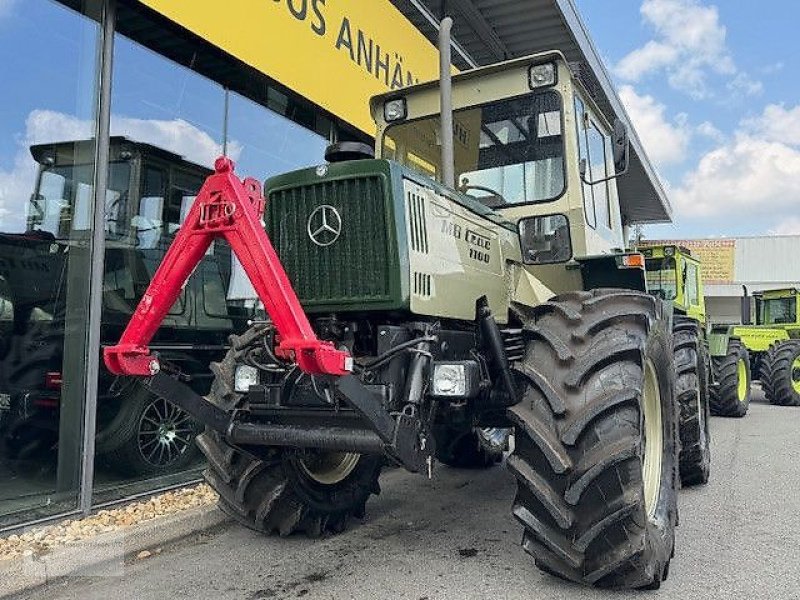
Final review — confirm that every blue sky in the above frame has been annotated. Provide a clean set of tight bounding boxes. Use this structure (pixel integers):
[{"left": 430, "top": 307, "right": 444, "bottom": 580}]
[{"left": 576, "top": 0, "right": 800, "bottom": 239}]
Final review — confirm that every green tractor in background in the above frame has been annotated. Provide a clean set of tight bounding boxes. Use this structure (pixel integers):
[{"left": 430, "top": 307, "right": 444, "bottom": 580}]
[
  {"left": 641, "top": 244, "right": 711, "bottom": 485},
  {"left": 737, "top": 288, "right": 800, "bottom": 406}
]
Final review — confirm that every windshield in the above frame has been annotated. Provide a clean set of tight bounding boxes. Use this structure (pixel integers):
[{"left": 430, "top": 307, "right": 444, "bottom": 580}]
[
  {"left": 27, "top": 161, "right": 131, "bottom": 239},
  {"left": 758, "top": 296, "right": 797, "bottom": 325},
  {"left": 383, "top": 91, "right": 564, "bottom": 207},
  {"left": 646, "top": 257, "right": 677, "bottom": 301}
]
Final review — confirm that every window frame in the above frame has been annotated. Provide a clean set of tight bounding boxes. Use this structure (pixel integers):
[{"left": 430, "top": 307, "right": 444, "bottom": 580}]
[{"left": 382, "top": 90, "right": 568, "bottom": 208}]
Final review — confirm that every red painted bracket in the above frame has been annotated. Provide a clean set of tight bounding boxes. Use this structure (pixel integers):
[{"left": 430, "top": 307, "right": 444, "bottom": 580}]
[{"left": 104, "top": 157, "right": 351, "bottom": 377}]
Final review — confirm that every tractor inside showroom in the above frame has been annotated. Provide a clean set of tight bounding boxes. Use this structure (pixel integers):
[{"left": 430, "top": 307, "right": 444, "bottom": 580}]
[
  {"left": 642, "top": 244, "right": 711, "bottom": 485},
  {"left": 105, "top": 31, "right": 681, "bottom": 589},
  {"left": 0, "top": 137, "right": 252, "bottom": 476}
]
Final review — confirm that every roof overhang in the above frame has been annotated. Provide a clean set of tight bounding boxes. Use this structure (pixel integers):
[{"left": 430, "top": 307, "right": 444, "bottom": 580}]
[{"left": 392, "top": 0, "right": 672, "bottom": 225}]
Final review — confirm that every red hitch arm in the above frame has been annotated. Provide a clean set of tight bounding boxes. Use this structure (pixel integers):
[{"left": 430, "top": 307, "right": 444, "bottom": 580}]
[{"left": 104, "top": 157, "right": 351, "bottom": 377}]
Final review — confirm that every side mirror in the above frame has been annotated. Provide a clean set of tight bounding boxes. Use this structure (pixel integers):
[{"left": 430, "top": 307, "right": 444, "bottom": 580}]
[
  {"left": 518, "top": 214, "right": 572, "bottom": 265},
  {"left": 612, "top": 118, "right": 629, "bottom": 174}
]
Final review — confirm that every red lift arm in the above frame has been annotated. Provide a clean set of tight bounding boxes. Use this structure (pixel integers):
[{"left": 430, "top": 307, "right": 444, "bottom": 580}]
[{"left": 103, "top": 157, "right": 352, "bottom": 378}]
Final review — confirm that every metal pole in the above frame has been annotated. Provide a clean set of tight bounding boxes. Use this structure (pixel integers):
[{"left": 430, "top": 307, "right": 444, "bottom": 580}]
[
  {"left": 405, "top": 0, "right": 478, "bottom": 68},
  {"left": 79, "top": 0, "right": 116, "bottom": 514},
  {"left": 222, "top": 88, "right": 230, "bottom": 156},
  {"left": 439, "top": 16, "right": 455, "bottom": 189}
]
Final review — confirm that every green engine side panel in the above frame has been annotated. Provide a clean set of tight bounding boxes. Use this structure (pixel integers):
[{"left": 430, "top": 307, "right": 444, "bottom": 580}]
[
  {"left": 731, "top": 325, "right": 790, "bottom": 352},
  {"left": 264, "top": 160, "right": 409, "bottom": 314}
]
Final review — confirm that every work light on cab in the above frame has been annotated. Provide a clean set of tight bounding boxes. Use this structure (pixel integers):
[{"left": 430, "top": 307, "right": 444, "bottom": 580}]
[
  {"left": 529, "top": 62, "right": 556, "bottom": 88},
  {"left": 384, "top": 98, "right": 407, "bottom": 122}
]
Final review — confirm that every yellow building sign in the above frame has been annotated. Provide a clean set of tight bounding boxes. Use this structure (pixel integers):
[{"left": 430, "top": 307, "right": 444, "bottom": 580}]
[
  {"left": 138, "top": 0, "right": 443, "bottom": 133},
  {"left": 647, "top": 239, "right": 736, "bottom": 284}
]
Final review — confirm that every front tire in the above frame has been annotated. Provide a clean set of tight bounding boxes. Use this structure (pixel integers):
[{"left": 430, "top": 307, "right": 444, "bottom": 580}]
[
  {"left": 673, "top": 317, "right": 711, "bottom": 486},
  {"left": 763, "top": 340, "right": 800, "bottom": 406},
  {"left": 197, "top": 326, "right": 383, "bottom": 536},
  {"left": 710, "top": 338, "right": 751, "bottom": 417},
  {"left": 506, "top": 290, "right": 678, "bottom": 589}
]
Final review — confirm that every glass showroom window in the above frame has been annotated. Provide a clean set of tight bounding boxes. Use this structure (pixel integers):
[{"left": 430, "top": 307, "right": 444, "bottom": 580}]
[
  {"left": 0, "top": 0, "right": 101, "bottom": 530},
  {"left": 91, "top": 31, "right": 230, "bottom": 505}
]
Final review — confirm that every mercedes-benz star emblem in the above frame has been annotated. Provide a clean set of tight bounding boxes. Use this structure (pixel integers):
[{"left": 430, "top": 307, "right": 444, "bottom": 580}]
[{"left": 307, "top": 205, "right": 342, "bottom": 247}]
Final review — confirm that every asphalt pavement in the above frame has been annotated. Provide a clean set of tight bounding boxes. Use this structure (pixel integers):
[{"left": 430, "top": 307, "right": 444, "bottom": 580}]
[{"left": 17, "top": 388, "right": 800, "bottom": 600}]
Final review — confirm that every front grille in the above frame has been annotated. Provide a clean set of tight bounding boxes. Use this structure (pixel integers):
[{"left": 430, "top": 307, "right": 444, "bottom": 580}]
[{"left": 267, "top": 176, "right": 393, "bottom": 308}]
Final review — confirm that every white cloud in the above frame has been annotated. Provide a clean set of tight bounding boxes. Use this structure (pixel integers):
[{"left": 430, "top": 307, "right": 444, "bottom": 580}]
[
  {"left": 0, "top": 110, "right": 240, "bottom": 233},
  {"left": 671, "top": 102, "right": 800, "bottom": 234},
  {"left": 619, "top": 85, "right": 691, "bottom": 166},
  {"left": 727, "top": 72, "right": 763, "bottom": 97},
  {"left": 743, "top": 104, "right": 800, "bottom": 146},
  {"left": 696, "top": 121, "right": 725, "bottom": 143},
  {"left": 616, "top": 41, "right": 678, "bottom": 81},
  {"left": 768, "top": 217, "right": 800, "bottom": 236},
  {"left": 616, "top": 0, "right": 753, "bottom": 99},
  {"left": 673, "top": 134, "right": 800, "bottom": 218}
]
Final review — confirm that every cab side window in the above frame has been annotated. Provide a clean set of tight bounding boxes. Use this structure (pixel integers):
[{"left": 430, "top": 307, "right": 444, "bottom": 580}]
[
  {"left": 685, "top": 262, "right": 700, "bottom": 306},
  {"left": 574, "top": 96, "right": 596, "bottom": 228}
]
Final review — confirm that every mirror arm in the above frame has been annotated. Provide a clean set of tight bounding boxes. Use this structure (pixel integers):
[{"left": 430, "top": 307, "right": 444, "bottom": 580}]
[{"left": 579, "top": 158, "right": 630, "bottom": 186}]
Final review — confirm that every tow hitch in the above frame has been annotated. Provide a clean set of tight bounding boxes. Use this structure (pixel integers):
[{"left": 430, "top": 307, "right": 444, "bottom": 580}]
[{"left": 104, "top": 158, "right": 429, "bottom": 472}]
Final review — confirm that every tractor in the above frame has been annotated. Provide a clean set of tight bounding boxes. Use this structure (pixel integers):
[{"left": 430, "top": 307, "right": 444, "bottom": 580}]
[
  {"left": 0, "top": 137, "right": 254, "bottom": 476},
  {"left": 105, "top": 40, "right": 681, "bottom": 589},
  {"left": 740, "top": 288, "right": 800, "bottom": 406},
  {"left": 641, "top": 244, "right": 711, "bottom": 485}
]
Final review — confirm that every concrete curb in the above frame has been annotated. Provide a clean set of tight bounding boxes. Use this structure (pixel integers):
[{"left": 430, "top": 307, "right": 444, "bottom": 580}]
[{"left": 0, "top": 503, "right": 230, "bottom": 598}]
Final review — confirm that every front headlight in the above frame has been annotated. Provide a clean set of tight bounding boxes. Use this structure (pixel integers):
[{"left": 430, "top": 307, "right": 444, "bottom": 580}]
[
  {"left": 432, "top": 364, "right": 466, "bottom": 396},
  {"left": 430, "top": 361, "right": 480, "bottom": 398},
  {"left": 529, "top": 63, "right": 556, "bottom": 89},
  {"left": 234, "top": 365, "right": 259, "bottom": 393},
  {"left": 384, "top": 98, "right": 407, "bottom": 122}
]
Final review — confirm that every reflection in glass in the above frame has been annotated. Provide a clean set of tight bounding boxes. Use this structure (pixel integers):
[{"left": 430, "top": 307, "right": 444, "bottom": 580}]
[{"left": 0, "top": 0, "right": 100, "bottom": 529}]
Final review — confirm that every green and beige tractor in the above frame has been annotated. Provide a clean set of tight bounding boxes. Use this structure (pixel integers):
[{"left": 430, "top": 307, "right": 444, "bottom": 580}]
[
  {"left": 641, "top": 244, "right": 711, "bottom": 485},
  {"left": 105, "top": 40, "right": 682, "bottom": 589}
]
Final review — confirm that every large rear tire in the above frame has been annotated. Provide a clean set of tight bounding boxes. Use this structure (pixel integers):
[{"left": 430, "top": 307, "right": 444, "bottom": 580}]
[
  {"left": 506, "top": 290, "right": 678, "bottom": 590},
  {"left": 762, "top": 340, "right": 800, "bottom": 406},
  {"left": 673, "top": 317, "right": 711, "bottom": 487},
  {"left": 710, "top": 338, "right": 751, "bottom": 417},
  {"left": 197, "top": 326, "right": 383, "bottom": 536}
]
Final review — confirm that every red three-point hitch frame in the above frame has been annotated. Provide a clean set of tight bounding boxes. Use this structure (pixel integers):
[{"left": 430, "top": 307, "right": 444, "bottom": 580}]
[{"left": 103, "top": 157, "right": 352, "bottom": 378}]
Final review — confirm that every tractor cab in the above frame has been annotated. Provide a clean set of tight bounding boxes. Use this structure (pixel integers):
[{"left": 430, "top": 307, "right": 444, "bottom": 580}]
[
  {"left": 372, "top": 52, "right": 632, "bottom": 264},
  {"left": 754, "top": 288, "right": 800, "bottom": 329},
  {"left": 641, "top": 244, "right": 706, "bottom": 325}
]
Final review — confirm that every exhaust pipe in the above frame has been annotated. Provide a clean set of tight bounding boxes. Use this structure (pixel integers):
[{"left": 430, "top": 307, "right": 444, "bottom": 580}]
[
  {"left": 439, "top": 16, "right": 455, "bottom": 189},
  {"left": 741, "top": 285, "right": 751, "bottom": 325}
]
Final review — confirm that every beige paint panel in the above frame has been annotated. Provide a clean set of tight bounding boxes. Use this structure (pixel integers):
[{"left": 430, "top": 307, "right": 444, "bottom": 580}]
[{"left": 403, "top": 179, "right": 513, "bottom": 322}]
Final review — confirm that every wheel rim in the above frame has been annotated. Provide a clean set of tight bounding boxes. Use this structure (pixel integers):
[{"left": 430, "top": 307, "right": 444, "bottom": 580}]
[
  {"left": 737, "top": 359, "right": 748, "bottom": 402},
  {"left": 696, "top": 388, "right": 707, "bottom": 450},
  {"left": 298, "top": 452, "right": 360, "bottom": 485},
  {"left": 642, "top": 359, "right": 663, "bottom": 519},
  {"left": 138, "top": 397, "right": 194, "bottom": 466},
  {"left": 792, "top": 357, "right": 800, "bottom": 394}
]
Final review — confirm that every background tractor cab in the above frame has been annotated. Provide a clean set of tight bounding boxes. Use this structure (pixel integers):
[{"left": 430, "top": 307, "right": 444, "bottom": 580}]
[
  {"left": 641, "top": 244, "right": 706, "bottom": 324},
  {"left": 0, "top": 137, "right": 252, "bottom": 476},
  {"left": 371, "top": 52, "right": 643, "bottom": 299},
  {"left": 754, "top": 288, "right": 800, "bottom": 331}
]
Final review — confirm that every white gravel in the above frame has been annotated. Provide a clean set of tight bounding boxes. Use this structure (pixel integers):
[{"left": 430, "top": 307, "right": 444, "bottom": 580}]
[{"left": 0, "top": 484, "right": 218, "bottom": 562}]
